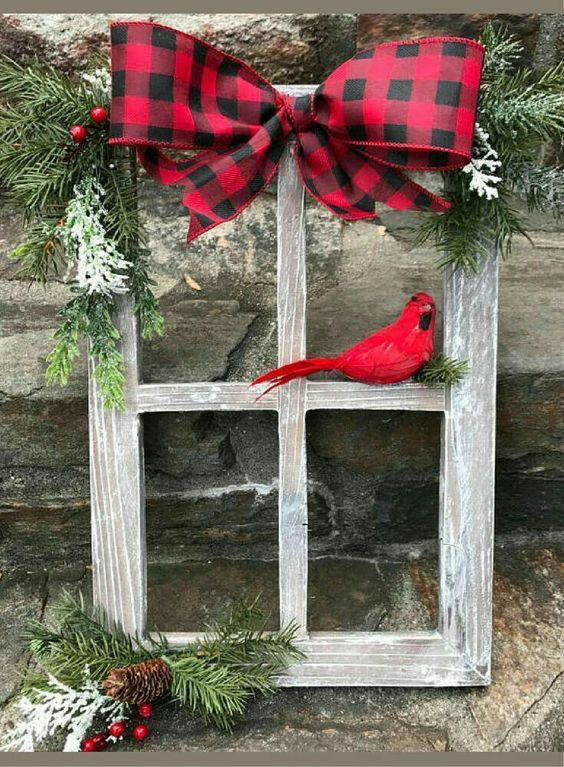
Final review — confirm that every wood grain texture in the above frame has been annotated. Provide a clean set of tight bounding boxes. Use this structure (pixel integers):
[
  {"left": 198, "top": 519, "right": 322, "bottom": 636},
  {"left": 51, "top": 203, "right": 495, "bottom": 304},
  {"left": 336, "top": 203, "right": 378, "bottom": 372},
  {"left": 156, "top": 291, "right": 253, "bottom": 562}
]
[
  {"left": 89, "top": 296, "right": 146, "bottom": 636},
  {"left": 152, "top": 630, "right": 479, "bottom": 686},
  {"left": 439, "top": 255, "right": 499, "bottom": 683},
  {"left": 277, "top": 143, "right": 309, "bottom": 638},
  {"left": 134, "top": 380, "right": 445, "bottom": 413},
  {"left": 306, "top": 380, "right": 445, "bottom": 411},
  {"left": 135, "top": 382, "right": 278, "bottom": 412}
]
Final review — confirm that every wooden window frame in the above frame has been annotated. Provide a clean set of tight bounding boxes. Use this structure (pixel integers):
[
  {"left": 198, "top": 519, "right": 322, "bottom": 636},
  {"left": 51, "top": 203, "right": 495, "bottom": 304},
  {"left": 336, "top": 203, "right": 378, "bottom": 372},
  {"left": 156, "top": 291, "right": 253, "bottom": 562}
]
[{"left": 88, "top": 85, "right": 498, "bottom": 687}]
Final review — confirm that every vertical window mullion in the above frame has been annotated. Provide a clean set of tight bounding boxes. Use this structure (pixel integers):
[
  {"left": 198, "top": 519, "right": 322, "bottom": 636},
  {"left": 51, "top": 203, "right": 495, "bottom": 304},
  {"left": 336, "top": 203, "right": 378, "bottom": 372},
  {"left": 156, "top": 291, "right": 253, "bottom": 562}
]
[{"left": 277, "top": 142, "right": 309, "bottom": 637}]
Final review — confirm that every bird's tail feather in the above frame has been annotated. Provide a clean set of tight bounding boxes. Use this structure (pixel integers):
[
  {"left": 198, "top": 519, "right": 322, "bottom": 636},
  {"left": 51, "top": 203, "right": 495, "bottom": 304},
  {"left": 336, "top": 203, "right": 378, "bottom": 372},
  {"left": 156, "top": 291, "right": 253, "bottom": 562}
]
[{"left": 251, "top": 357, "right": 336, "bottom": 398}]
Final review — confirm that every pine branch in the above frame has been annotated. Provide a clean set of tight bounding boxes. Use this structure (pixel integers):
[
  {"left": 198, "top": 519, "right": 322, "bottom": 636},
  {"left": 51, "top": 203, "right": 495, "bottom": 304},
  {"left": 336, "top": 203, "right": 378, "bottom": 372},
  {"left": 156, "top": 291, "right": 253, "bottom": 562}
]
[
  {"left": 481, "top": 73, "right": 564, "bottom": 159},
  {"left": 414, "top": 354, "right": 469, "bottom": 385},
  {"left": 45, "top": 292, "right": 126, "bottom": 410},
  {"left": 195, "top": 599, "right": 305, "bottom": 698},
  {"left": 415, "top": 167, "right": 530, "bottom": 272},
  {"left": 505, "top": 160, "right": 564, "bottom": 216},
  {"left": 20, "top": 593, "right": 303, "bottom": 734},
  {"left": 85, "top": 296, "right": 126, "bottom": 411},
  {"left": 45, "top": 293, "right": 88, "bottom": 389},
  {"left": 128, "top": 249, "right": 164, "bottom": 340},
  {"left": 24, "top": 593, "right": 150, "bottom": 688},
  {"left": 24, "top": 622, "right": 63, "bottom": 662},
  {"left": 165, "top": 654, "right": 251, "bottom": 730},
  {"left": 42, "top": 633, "right": 146, "bottom": 689},
  {"left": 10, "top": 216, "right": 66, "bottom": 283},
  {"left": 480, "top": 23, "right": 524, "bottom": 81}
]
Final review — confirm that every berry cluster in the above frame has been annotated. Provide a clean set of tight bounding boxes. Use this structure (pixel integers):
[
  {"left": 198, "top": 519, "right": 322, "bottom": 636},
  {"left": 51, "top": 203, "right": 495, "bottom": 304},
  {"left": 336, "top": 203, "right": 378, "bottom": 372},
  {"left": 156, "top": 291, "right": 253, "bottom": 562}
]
[
  {"left": 69, "top": 106, "right": 108, "bottom": 144},
  {"left": 80, "top": 702, "right": 152, "bottom": 752}
]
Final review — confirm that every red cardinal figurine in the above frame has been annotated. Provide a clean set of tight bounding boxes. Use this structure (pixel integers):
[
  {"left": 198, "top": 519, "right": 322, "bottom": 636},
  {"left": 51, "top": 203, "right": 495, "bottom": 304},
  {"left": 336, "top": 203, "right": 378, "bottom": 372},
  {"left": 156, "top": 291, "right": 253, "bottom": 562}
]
[{"left": 252, "top": 292, "right": 436, "bottom": 396}]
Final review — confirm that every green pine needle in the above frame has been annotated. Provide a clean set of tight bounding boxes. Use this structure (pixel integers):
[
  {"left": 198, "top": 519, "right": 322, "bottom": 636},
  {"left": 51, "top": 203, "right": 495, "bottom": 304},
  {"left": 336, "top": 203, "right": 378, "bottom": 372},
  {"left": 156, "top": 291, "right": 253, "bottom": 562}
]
[
  {"left": 480, "top": 23, "right": 524, "bottom": 80},
  {"left": 415, "top": 23, "right": 564, "bottom": 271},
  {"left": 45, "top": 293, "right": 88, "bottom": 389},
  {"left": 165, "top": 654, "right": 252, "bottom": 730},
  {"left": 23, "top": 592, "right": 151, "bottom": 689},
  {"left": 414, "top": 354, "right": 469, "bottom": 385}
]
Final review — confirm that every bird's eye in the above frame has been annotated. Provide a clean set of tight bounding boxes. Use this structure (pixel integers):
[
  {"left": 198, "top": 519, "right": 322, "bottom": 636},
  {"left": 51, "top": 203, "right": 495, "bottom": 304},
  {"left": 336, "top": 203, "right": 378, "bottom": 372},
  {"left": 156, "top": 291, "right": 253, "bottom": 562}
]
[{"left": 411, "top": 295, "right": 417, "bottom": 301}]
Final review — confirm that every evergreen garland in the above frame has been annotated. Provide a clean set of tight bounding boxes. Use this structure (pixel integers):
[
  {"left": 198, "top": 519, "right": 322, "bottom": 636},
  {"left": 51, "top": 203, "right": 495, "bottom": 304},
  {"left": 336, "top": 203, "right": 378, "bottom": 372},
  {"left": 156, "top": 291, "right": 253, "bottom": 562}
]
[
  {"left": 415, "top": 23, "right": 564, "bottom": 272},
  {"left": 8, "top": 592, "right": 304, "bottom": 748},
  {"left": 0, "top": 58, "right": 163, "bottom": 410}
]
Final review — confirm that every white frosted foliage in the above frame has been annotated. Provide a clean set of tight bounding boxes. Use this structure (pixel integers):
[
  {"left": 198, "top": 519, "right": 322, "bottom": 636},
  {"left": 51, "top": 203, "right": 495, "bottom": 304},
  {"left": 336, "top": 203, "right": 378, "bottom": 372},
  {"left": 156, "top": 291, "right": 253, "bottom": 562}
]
[
  {"left": 63, "top": 176, "right": 131, "bottom": 296},
  {"left": 0, "top": 672, "right": 125, "bottom": 753},
  {"left": 463, "top": 124, "right": 502, "bottom": 200},
  {"left": 82, "top": 68, "right": 111, "bottom": 98}
]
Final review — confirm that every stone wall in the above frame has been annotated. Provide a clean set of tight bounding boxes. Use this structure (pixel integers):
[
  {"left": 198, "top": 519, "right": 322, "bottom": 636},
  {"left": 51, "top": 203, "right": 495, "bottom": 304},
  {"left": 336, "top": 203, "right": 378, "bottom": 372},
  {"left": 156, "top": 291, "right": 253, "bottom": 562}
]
[{"left": 1, "top": 14, "right": 563, "bottom": 568}]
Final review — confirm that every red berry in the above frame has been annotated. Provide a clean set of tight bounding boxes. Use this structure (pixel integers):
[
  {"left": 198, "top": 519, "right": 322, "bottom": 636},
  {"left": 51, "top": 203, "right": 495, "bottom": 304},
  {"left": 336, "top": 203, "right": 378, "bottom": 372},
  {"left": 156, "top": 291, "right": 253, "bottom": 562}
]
[
  {"left": 91, "top": 732, "right": 107, "bottom": 751},
  {"left": 90, "top": 106, "right": 108, "bottom": 124},
  {"left": 80, "top": 738, "right": 96, "bottom": 752},
  {"left": 108, "top": 721, "right": 126, "bottom": 737},
  {"left": 132, "top": 723, "right": 149, "bottom": 742},
  {"left": 138, "top": 702, "right": 152, "bottom": 718},
  {"left": 69, "top": 124, "right": 87, "bottom": 143}
]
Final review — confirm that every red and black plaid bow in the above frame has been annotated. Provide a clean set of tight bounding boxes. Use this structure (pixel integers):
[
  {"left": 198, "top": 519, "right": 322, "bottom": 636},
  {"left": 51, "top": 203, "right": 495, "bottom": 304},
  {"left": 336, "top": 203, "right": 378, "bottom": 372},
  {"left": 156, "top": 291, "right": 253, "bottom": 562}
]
[{"left": 109, "top": 22, "right": 484, "bottom": 242}]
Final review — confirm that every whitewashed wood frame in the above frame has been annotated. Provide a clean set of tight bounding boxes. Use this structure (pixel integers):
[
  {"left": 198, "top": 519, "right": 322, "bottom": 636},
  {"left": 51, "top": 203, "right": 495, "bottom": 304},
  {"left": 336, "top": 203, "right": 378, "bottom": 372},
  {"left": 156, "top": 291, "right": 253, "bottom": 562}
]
[{"left": 89, "top": 84, "right": 498, "bottom": 686}]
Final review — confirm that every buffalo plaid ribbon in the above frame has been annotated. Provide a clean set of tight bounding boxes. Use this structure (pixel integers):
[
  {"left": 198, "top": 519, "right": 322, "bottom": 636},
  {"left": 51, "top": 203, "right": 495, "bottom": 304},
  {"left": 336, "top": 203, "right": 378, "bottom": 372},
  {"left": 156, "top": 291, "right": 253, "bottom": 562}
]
[{"left": 109, "top": 22, "right": 484, "bottom": 242}]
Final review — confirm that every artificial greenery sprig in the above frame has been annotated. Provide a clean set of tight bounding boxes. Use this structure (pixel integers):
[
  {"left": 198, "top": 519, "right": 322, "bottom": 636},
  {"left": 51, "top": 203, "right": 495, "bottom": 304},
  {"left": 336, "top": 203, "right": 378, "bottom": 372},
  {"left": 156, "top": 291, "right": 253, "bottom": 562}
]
[
  {"left": 0, "top": 56, "right": 163, "bottom": 409},
  {"left": 414, "top": 353, "right": 470, "bottom": 386},
  {"left": 22, "top": 593, "right": 304, "bottom": 732},
  {"left": 416, "top": 22, "right": 564, "bottom": 272}
]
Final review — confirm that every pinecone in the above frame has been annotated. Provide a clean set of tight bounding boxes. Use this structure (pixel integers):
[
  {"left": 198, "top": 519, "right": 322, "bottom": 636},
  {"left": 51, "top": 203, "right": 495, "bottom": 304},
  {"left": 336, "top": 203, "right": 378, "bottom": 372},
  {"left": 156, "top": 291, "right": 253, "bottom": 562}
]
[{"left": 102, "top": 657, "right": 172, "bottom": 704}]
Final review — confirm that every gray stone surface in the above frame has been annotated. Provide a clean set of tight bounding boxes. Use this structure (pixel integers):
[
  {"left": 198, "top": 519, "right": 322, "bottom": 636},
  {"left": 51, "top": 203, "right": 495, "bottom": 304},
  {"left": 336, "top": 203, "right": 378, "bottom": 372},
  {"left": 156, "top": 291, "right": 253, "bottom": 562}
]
[
  {"left": 2, "top": 14, "right": 357, "bottom": 83},
  {"left": 0, "top": 533, "right": 561, "bottom": 752},
  {"left": 358, "top": 14, "right": 543, "bottom": 60}
]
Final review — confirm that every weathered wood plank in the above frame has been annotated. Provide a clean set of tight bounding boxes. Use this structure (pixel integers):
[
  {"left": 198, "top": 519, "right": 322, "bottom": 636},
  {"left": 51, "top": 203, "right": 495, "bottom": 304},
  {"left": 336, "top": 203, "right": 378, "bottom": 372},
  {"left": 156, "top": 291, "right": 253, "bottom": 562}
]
[
  {"left": 274, "top": 84, "right": 316, "bottom": 97},
  {"left": 134, "top": 380, "right": 444, "bottom": 413},
  {"left": 277, "top": 144, "right": 309, "bottom": 638},
  {"left": 277, "top": 669, "right": 481, "bottom": 687},
  {"left": 153, "top": 630, "right": 443, "bottom": 649},
  {"left": 135, "top": 382, "right": 278, "bottom": 412},
  {"left": 306, "top": 381, "right": 445, "bottom": 411},
  {"left": 439, "top": 254, "right": 498, "bottom": 682},
  {"left": 89, "top": 295, "right": 146, "bottom": 636},
  {"left": 152, "top": 630, "right": 480, "bottom": 686}
]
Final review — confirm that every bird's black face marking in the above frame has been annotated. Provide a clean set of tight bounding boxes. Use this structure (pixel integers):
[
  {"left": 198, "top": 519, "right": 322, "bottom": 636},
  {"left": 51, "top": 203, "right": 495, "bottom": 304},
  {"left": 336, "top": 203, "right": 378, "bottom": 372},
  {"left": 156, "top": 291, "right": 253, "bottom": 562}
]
[{"left": 419, "top": 311, "right": 433, "bottom": 330}]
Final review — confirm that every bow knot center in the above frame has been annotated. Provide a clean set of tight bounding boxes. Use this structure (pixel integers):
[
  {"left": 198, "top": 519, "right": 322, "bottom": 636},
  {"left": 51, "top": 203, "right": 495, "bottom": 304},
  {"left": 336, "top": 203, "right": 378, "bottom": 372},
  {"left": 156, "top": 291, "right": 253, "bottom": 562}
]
[{"left": 282, "top": 94, "right": 314, "bottom": 135}]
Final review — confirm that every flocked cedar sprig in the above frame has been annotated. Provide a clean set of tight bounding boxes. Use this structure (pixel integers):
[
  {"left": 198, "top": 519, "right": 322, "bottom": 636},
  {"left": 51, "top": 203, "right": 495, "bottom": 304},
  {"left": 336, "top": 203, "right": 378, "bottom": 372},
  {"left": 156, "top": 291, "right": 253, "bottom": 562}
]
[
  {"left": 414, "top": 354, "right": 470, "bottom": 386},
  {"left": 0, "top": 55, "right": 163, "bottom": 410},
  {"left": 415, "top": 22, "right": 564, "bottom": 273},
  {"left": 7, "top": 591, "right": 304, "bottom": 748},
  {"left": 2, "top": 670, "right": 127, "bottom": 753}
]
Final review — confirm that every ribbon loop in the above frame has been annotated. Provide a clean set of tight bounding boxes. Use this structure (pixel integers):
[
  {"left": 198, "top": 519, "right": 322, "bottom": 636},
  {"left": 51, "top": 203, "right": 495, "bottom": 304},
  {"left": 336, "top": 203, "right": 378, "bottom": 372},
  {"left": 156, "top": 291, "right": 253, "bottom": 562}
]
[{"left": 109, "top": 22, "right": 485, "bottom": 242}]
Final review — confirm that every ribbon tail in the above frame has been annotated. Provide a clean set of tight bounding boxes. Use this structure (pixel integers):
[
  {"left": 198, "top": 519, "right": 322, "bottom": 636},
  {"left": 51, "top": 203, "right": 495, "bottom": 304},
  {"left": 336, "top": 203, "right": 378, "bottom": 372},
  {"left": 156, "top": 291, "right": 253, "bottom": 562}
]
[
  {"left": 138, "top": 124, "right": 286, "bottom": 243},
  {"left": 294, "top": 131, "right": 451, "bottom": 223},
  {"left": 354, "top": 146, "right": 452, "bottom": 214}
]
